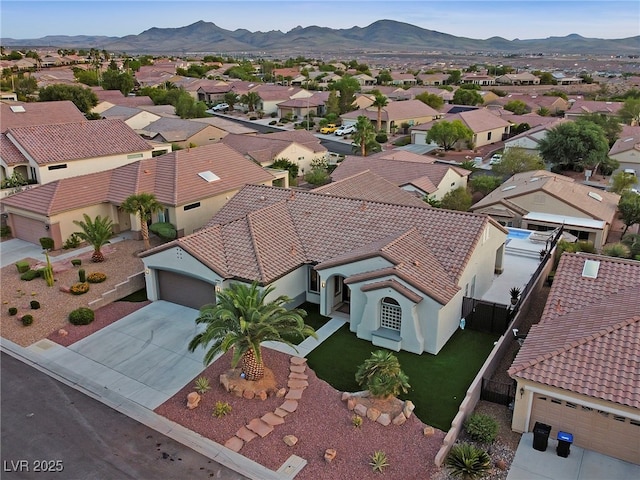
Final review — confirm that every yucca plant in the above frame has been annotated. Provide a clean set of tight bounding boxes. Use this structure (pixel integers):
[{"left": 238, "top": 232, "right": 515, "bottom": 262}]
[
  {"left": 194, "top": 376, "right": 211, "bottom": 394},
  {"left": 445, "top": 443, "right": 491, "bottom": 479},
  {"left": 352, "top": 414, "right": 363, "bottom": 428},
  {"left": 73, "top": 214, "right": 113, "bottom": 262},
  {"left": 355, "top": 350, "right": 410, "bottom": 399},
  {"left": 369, "top": 450, "right": 389, "bottom": 473}
]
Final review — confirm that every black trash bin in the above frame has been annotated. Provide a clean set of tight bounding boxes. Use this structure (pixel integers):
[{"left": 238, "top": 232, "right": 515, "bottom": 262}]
[
  {"left": 532, "top": 422, "right": 552, "bottom": 451},
  {"left": 557, "top": 431, "right": 573, "bottom": 457}
]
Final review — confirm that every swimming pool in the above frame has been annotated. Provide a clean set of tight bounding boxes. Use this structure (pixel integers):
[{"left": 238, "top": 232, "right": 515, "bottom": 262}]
[{"left": 506, "top": 228, "right": 532, "bottom": 240}]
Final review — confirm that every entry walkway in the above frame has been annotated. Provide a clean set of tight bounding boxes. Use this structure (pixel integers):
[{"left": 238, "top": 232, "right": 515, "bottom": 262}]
[{"left": 507, "top": 432, "right": 640, "bottom": 480}]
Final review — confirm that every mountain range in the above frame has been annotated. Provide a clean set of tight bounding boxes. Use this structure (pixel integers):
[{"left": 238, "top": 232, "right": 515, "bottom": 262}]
[{"left": 2, "top": 20, "right": 638, "bottom": 55}]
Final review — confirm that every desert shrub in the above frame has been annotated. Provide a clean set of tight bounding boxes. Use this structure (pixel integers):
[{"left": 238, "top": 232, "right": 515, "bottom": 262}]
[
  {"left": 68, "top": 307, "right": 94, "bottom": 325},
  {"left": 464, "top": 413, "right": 499, "bottom": 443},
  {"left": 446, "top": 443, "right": 491, "bottom": 479},
  {"left": 70, "top": 282, "right": 90, "bottom": 295},
  {"left": 393, "top": 136, "right": 411, "bottom": 146},
  {"left": 352, "top": 414, "right": 363, "bottom": 428},
  {"left": 39, "top": 237, "right": 54, "bottom": 250},
  {"left": 30, "top": 300, "right": 40, "bottom": 310},
  {"left": 355, "top": 350, "right": 410, "bottom": 399},
  {"left": 375, "top": 132, "right": 388, "bottom": 143},
  {"left": 249, "top": 116, "right": 258, "bottom": 121},
  {"left": 270, "top": 112, "right": 278, "bottom": 118},
  {"left": 268, "top": 120, "right": 277, "bottom": 125},
  {"left": 1, "top": 226, "right": 11, "bottom": 237},
  {"left": 194, "top": 376, "right": 211, "bottom": 394},
  {"left": 20, "top": 270, "right": 39, "bottom": 281},
  {"left": 78, "top": 269, "right": 86, "bottom": 282},
  {"left": 22, "top": 314, "right": 34, "bottom": 326},
  {"left": 63, "top": 233, "right": 82, "bottom": 250},
  {"left": 212, "top": 401, "right": 232, "bottom": 418},
  {"left": 15, "top": 260, "right": 30, "bottom": 273},
  {"left": 71, "top": 259, "right": 82, "bottom": 267},
  {"left": 149, "top": 222, "right": 177, "bottom": 240},
  {"left": 8, "top": 307, "right": 18, "bottom": 316},
  {"left": 603, "top": 242, "right": 630, "bottom": 258},
  {"left": 87, "top": 272, "right": 107, "bottom": 283},
  {"left": 369, "top": 450, "right": 389, "bottom": 473}
]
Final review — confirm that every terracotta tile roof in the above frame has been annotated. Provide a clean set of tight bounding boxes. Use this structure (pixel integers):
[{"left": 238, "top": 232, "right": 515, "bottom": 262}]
[
  {"left": 412, "top": 108, "right": 511, "bottom": 133},
  {"left": 0, "top": 133, "right": 27, "bottom": 165},
  {"left": 101, "top": 105, "right": 144, "bottom": 121},
  {"left": 1, "top": 143, "right": 274, "bottom": 214},
  {"left": 342, "top": 99, "right": 439, "bottom": 122},
  {"left": 471, "top": 170, "right": 620, "bottom": 224},
  {"left": 609, "top": 128, "right": 640, "bottom": 156},
  {"left": 509, "top": 253, "right": 640, "bottom": 409},
  {"left": 222, "top": 131, "right": 326, "bottom": 164},
  {"left": 146, "top": 184, "right": 495, "bottom": 301},
  {"left": 360, "top": 279, "right": 423, "bottom": 303},
  {"left": 143, "top": 117, "right": 210, "bottom": 142},
  {"left": 331, "top": 151, "right": 465, "bottom": 195},
  {"left": 5, "top": 119, "right": 152, "bottom": 165},
  {"left": 1, "top": 101, "right": 86, "bottom": 133},
  {"left": 314, "top": 170, "right": 428, "bottom": 207}
]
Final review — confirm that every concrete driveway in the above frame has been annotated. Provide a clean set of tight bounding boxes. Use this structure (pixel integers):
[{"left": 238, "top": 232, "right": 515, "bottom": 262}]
[{"left": 25, "top": 301, "right": 208, "bottom": 409}]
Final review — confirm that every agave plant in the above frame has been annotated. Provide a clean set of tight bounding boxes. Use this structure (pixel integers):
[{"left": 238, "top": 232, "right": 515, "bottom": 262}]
[{"left": 445, "top": 442, "right": 491, "bottom": 479}]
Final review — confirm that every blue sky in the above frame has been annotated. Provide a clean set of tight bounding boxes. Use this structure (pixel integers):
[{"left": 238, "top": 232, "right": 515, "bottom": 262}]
[{"left": 1, "top": 0, "right": 638, "bottom": 40}]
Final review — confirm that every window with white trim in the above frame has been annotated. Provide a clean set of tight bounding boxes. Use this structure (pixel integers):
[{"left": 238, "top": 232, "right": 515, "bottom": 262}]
[{"left": 380, "top": 297, "right": 401, "bottom": 331}]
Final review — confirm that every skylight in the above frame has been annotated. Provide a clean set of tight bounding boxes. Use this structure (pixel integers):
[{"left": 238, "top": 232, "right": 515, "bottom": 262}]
[
  {"left": 198, "top": 171, "right": 220, "bottom": 183},
  {"left": 588, "top": 191, "right": 603, "bottom": 202},
  {"left": 10, "top": 105, "right": 25, "bottom": 113},
  {"left": 582, "top": 260, "right": 600, "bottom": 279},
  {"left": 502, "top": 185, "right": 516, "bottom": 192},
  {"left": 530, "top": 177, "right": 540, "bottom": 182}
]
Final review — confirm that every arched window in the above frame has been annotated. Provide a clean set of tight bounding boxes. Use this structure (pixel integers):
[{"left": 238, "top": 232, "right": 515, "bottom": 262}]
[{"left": 380, "top": 297, "right": 401, "bottom": 331}]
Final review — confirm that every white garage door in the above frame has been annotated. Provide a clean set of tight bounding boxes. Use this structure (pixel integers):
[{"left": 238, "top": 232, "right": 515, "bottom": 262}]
[
  {"left": 157, "top": 270, "right": 215, "bottom": 310},
  {"left": 530, "top": 393, "right": 640, "bottom": 464},
  {"left": 11, "top": 215, "right": 47, "bottom": 245}
]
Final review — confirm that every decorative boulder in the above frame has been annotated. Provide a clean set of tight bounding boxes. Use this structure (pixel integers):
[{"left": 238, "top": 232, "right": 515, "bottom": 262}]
[
  {"left": 324, "top": 448, "right": 337, "bottom": 463},
  {"left": 283, "top": 435, "right": 298, "bottom": 446},
  {"left": 186, "top": 392, "right": 201, "bottom": 409},
  {"left": 58, "top": 328, "right": 68, "bottom": 337}
]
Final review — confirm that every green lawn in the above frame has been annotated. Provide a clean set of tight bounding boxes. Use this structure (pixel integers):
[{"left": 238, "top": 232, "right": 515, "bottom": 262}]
[
  {"left": 306, "top": 325, "right": 498, "bottom": 430},
  {"left": 281, "top": 302, "right": 332, "bottom": 345}
]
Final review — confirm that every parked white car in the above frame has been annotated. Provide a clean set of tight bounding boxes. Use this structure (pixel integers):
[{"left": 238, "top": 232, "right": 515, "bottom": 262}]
[
  {"left": 489, "top": 153, "right": 502, "bottom": 165},
  {"left": 335, "top": 124, "right": 356, "bottom": 136},
  {"left": 210, "top": 103, "right": 229, "bottom": 112}
]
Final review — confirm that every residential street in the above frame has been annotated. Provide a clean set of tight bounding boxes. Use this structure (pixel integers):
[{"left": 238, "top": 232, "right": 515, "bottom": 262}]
[{"left": 0, "top": 353, "right": 247, "bottom": 480}]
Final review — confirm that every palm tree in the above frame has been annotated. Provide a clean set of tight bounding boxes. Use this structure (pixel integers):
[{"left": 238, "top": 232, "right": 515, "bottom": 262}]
[
  {"left": 355, "top": 350, "right": 410, "bottom": 400},
  {"left": 372, "top": 94, "right": 388, "bottom": 132},
  {"left": 120, "top": 193, "right": 163, "bottom": 251},
  {"left": 73, "top": 214, "right": 113, "bottom": 262},
  {"left": 188, "top": 282, "right": 317, "bottom": 381},
  {"left": 352, "top": 115, "right": 377, "bottom": 157},
  {"left": 223, "top": 92, "right": 239, "bottom": 110},
  {"left": 240, "top": 91, "right": 261, "bottom": 112}
]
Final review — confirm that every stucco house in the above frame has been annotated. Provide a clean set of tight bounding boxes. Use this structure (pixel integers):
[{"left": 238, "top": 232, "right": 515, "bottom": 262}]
[
  {"left": 1, "top": 119, "right": 154, "bottom": 186},
  {"left": 341, "top": 100, "right": 441, "bottom": 134},
  {"left": 0, "top": 143, "right": 280, "bottom": 248},
  {"left": 503, "top": 118, "right": 569, "bottom": 154},
  {"left": 139, "top": 184, "right": 508, "bottom": 355},
  {"left": 564, "top": 99, "right": 624, "bottom": 120},
  {"left": 100, "top": 105, "right": 161, "bottom": 130},
  {"left": 470, "top": 170, "right": 620, "bottom": 248},
  {"left": 331, "top": 150, "right": 470, "bottom": 201},
  {"left": 140, "top": 117, "right": 229, "bottom": 148},
  {"left": 494, "top": 73, "right": 540, "bottom": 85},
  {"left": 509, "top": 253, "right": 639, "bottom": 465},
  {"left": 412, "top": 108, "right": 511, "bottom": 149},
  {"left": 608, "top": 126, "right": 640, "bottom": 176},
  {"left": 222, "top": 130, "right": 327, "bottom": 175}
]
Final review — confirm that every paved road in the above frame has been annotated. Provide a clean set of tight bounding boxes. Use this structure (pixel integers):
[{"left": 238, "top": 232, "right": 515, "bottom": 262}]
[{"left": 0, "top": 353, "right": 247, "bottom": 480}]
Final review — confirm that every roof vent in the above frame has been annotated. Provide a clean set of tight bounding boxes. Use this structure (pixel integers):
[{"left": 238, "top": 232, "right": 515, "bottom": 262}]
[
  {"left": 198, "top": 171, "right": 220, "bottom": 183},
  {"left": 588, "top": 191, "right": 602, "bottom": 202},
  {"left": 502, "top": 185, "right": 516, "bottom": 192},
  {"left": 10, "top": 105, "right": 26, "bottom": 113},
  {"left": 582, "top": 259, "right": 600, "bottom": 279},
  {"left": 530, "top": 177, "right": 539, "bottom": 182}
]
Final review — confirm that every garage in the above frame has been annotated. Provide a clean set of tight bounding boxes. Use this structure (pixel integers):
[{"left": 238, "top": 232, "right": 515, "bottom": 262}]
[
  {"left": 529, "top": 393, "right": 639, "bottom": 463},
  {"left": 156, "top": 269, "right": 215, "bottom": 310},
  {"left": 10, "top": 214, "right": 48, "bottom": 245}
]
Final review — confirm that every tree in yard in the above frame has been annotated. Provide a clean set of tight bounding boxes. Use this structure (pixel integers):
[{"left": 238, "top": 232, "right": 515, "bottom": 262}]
[
  {"left": 618, "top": 192, "right": 640, "bottom": 237},
  {"left": 352, "top": 115, "right": 378, "bottom": 157},
  {"left": 304, "top": 157, "right": 330, "bottom": 186},
  {"left": 175, "top": 94, "right": 207, "bottom": 119},
  {"left": 537, "top": 121, "right": 610, "bottom": 173},
  {"left": 376, "top": 69, "right": 392, "bottom": 85},
  {"left": 188, "top": 282, "right": 316, "bottom": 381},
  {"left": 536, "top": 107, "right": 551, "bottom": 117},
  {"left": 491, "top": 147, "right": 545, "bottom": 177},
  {"left": 101, "top": 69, "right": 135, "bottom": 96},
  {"left": 355, "top": 350, "right": 410, "bottom": 400},
  {"left": 240, "top": 91, "right": 261, "bottom": 112},
  {"left": 504, "top": 100, "right": 529, "bottom": 115},
  {"left": 38, "top": 84, "right": 98, "bottom": 114},
  {"left": 618, "top": 98, "right": 640, "bottom": 126},
  {"left": 120, "top": 193, "right": 164, "bottom": 251},
  {"left": 440, "top": 187, "right": 473, "bottom": 211},
  {"left": 578, "top": 114, "right": 622, "bottom": 147},
  {"left": 415, "top": 92, "right": 444, "bottom": 110},
  {"left": 610, "top": 170, "right": 637, "bottom": 194},
  {"left": 372, "top": 94, "right": 388, "bottom": 132},
  {"left": 453, "top": 89, "right": 483, "bottom": 106},
  {"left": 325, "top": 90, "right": 340, "bottom": 116},
  {"left": 445, "top": 70, "right": 461, "bottom": 85},
  {"left": 73, "top": 214, "right": 113, "bottom": 263},
  {"left": 537, "top": 72, "right": 557, "bottom": 85},
  {"left": 223, "top": 92, "right": 240, "bottom": 110},
  {"left": 331, "top": 75, "right": 360, "bottom": 114},
  {"left": 426, "top": 120, "right": 473, "bottom": 151},
  {"left": 469, "top": 175, "right": 502, "bottom": 196},
  {"left": 271, "top": 157, "right": 299, "bottom": 184}
]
